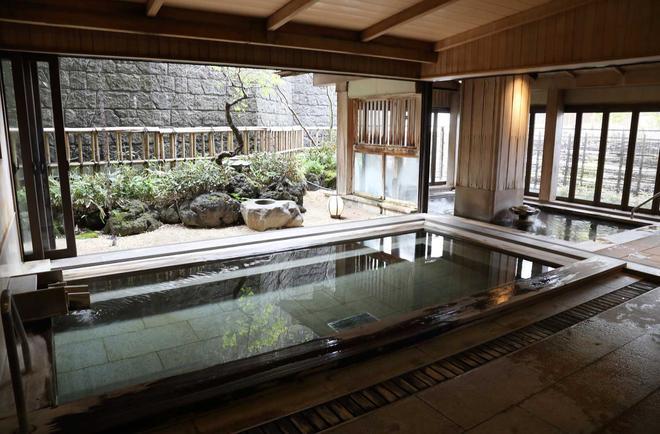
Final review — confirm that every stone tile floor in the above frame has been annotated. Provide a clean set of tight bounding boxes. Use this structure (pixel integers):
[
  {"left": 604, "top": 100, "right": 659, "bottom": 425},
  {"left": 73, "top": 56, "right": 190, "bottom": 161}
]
[
  {"left": 134, "top": 272, "right": 659, "bottom": 433},
  {"left": 598, "top": 233, "right": 660, "bottom": 269}
]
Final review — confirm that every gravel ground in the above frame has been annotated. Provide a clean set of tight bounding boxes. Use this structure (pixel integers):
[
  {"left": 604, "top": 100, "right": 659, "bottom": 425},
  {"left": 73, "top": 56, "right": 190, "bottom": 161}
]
[{"left": 74, "top": 190, "right": 381, "bottom": 256}]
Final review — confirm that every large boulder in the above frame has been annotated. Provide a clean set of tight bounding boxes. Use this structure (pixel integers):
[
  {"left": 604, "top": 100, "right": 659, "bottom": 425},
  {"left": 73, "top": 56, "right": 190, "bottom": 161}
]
[
  {"left": 241, "top": 198, "right": 303, "bottom": 232},
  {"left": 104, "top": 200, "right": 161, "bottom": 236},
  {"left": 179, "top": 192, "right": 241, "bottom": 228},
  {"left": 78, "top": 209, "right": 106, "bottom": 230},
  {"left": 158, "top": 204, "right": 181, "bottom": 224},
  {"left": 227, "top": 172, "right": 260, "bottom": 199},
  {"left": 260, "top": 178, "right": 306, "bottom": 209}
]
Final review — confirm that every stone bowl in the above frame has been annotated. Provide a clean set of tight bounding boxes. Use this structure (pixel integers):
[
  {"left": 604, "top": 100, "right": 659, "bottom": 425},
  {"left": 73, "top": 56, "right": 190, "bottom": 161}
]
[
  {"left": 509, "top": 204, "right": 540, "bottom": 224},
  {"left": 240, "top": 198, "right": 303, "bottom": 231}
]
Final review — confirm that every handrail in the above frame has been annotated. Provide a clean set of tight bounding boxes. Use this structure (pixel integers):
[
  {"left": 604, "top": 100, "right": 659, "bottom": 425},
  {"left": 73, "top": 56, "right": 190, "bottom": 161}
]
[
  {"left": 1, "top": 289, "right": 32, "bottom": 434},
  {"left": 630, "top": 192, "right": 660, "bottom": 219}
]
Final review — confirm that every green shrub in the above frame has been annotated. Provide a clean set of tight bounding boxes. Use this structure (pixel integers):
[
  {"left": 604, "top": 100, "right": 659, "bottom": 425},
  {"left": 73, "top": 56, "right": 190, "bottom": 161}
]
[
  {"left": 48, "top": 176, "right": 63, "bottom": 212},
  {"left": 69, "top": 172, "right": 111, "bottom": 218},
  {"left": 109, "top": 166, "right": 156, "bottom": 205},
  {"left": 247, "top": 152, "right": 304, "bottom": 188},
  {"left": 153, "top": 159, "right": 231, "bottom": 205},
  {"left": 299, "top": 144, "right": 336, "bottom": 188}
]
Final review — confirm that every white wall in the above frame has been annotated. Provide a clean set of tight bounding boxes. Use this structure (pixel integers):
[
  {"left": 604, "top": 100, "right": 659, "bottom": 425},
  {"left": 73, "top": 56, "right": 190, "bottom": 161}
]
[
  {"left": 0, "top": 86, "right": 21, "bottom": 283},
  {"left": 347, "top": 78, "right": 416, "bottom": 99}
]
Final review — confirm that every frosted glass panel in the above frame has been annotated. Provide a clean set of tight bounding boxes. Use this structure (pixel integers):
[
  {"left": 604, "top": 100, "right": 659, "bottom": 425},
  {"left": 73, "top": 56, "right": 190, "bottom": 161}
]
[
  {"left": 385, "top": 156, "right": 418, "bottom": 204},
  {"left": 353, "top": 152, "right": 384, "bottom": 198}
]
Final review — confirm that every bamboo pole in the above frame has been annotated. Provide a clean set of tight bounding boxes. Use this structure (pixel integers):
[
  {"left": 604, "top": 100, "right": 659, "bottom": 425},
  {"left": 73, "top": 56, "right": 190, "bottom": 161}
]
[
  {"left": 128, "top": 132, "right": 134, "bottom": 161},
  {"left": 115, "top": 131, "right": 122, "bottom": 162}
]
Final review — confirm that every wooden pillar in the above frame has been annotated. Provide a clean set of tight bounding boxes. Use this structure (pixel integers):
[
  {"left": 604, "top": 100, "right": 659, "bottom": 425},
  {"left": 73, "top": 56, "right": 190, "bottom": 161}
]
[
  {"left": 446, "top": 90, "right": 460, "bottom": 187},
  {"left": 454, "top": 75, "right": 532, "bottom": 222},
  {"left": 538, "top": 88, "right": 564, "bottom": 202},
  {"left": 417, "top": 82, "right": 433, "bottom": 212},
  {"left": 336, "top": 82, "right": 353, "bottom": 195}
]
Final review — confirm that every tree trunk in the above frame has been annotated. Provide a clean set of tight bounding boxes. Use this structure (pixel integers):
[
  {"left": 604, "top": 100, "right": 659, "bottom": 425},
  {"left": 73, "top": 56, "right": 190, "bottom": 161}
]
[{"left": 225, "top": 101, "right": 245, "bottom": 154}]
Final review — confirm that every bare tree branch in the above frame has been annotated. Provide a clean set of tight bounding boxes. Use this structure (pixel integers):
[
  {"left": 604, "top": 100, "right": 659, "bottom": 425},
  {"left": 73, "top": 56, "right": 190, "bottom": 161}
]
[{"left": 275, "top": 84, "right": 317, "bottom": 147}]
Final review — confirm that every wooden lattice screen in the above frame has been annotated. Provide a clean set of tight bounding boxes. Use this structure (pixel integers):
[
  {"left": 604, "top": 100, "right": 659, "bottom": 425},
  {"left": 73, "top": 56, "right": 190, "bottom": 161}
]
[{"left": 354, "top": 94, "right": 422, "bottom": 149}]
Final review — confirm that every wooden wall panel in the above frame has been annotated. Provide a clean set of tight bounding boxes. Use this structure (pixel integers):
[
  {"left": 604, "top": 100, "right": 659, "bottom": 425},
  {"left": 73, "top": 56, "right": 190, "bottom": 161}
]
[
  {"left": 0, "top": 22, "right": 421, "bottom": 79},
  {"left": 431, "top": 89, "right": 453, "bottom": 109},
  {"left": 457, "top": 75, "right": 531, "bottom": 191},
  {"left": 423, "top": 0, "right": 660, "bottom": 79}
]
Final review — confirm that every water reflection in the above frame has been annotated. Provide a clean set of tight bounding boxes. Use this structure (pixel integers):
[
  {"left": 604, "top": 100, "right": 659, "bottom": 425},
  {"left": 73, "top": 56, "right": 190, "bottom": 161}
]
[
  {"left": 428, "top": 193, "right": 639, "bottom": 242},
  {"left": 53, "top": 230, "right": 552, "bottom": 402}
]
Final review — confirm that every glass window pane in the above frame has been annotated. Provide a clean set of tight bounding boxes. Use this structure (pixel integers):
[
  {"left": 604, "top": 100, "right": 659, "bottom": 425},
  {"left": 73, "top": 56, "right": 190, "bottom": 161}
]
[
  {"left": 574, "top": 112, "right": 603, "bottom": 201},
  {"left": 629, "top": 112, "right": 660, "bottom": 210},
  {"left": 1, "top": 59, "right": 33, "bottom": 256},
  {"left": 527, "top": 112, "right": 545, "bottom": 194},
  {"left": 556, "top": 112, "right": 577, "bottom": 198},
  {"left": 353, "top": 152, "right": 383, "bottom": 198},
  {"left": 36, "top": 61, "right": 68, "bottom": 252},
  {"left": 601, "top": 112, "right": 632, "bottom": 205},
  {"left": 430, "top": 112, "right": 450, "bottom": 183},
  {"left": 385, "top": 156, "right": 418, "bottom": 203}
]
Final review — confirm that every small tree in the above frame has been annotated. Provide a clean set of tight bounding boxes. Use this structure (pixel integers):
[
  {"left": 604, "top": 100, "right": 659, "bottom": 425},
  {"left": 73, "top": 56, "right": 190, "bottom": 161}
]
[{"left": 216, "top": 67, "right": 281, "bottom": 162}]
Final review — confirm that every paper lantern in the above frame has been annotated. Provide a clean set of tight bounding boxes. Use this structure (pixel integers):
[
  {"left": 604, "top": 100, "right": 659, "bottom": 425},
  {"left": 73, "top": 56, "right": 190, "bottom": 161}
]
[{"left": 327, "top": 195, "right": 344, "bottom": 219}]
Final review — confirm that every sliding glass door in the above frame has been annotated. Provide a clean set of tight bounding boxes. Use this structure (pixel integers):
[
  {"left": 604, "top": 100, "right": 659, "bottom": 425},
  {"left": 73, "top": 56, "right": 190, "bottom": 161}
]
[{"left": 0, "top": 53, "right": 76, "bottom": 260}]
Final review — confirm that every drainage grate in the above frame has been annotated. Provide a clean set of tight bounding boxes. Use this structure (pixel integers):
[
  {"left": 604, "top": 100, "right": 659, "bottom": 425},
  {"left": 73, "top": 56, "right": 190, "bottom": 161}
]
[{"left": 241, "top": 281, "right": 657, "bottom": 434}]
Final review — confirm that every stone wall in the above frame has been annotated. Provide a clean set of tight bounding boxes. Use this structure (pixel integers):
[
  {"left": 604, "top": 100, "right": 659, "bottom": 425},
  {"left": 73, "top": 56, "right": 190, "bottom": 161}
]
[{"left": 59, "top": 58, "right": 336, "bottom": 130}]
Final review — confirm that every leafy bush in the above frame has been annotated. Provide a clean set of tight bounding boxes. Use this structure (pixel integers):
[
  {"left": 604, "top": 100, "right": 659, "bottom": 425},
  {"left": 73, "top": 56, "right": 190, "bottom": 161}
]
[
  {"left": 47, "top": 154, "right": 309, "bottom": 230},
  {"left": 68, "top": 172, "right": 111, "bottom": 220},
  {"left": 109, "top": 166, "right": 156, "bottom": 205},
  {"left": 247, "top": 152, "right": 304, "bottom": 188},
  {"left": 48, "top": 176, "right": 63, "bottom": 212},
  {"left": 299, "top": 144, "right": 336, "bottom": 188},
  {"left": 153, "top": 159, "right": 231, "bottom": 205}
]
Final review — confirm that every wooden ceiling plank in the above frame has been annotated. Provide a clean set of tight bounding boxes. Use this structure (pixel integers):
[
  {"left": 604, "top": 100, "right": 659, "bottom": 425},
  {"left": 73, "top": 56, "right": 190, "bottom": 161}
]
[
  {"left": 267, "top": 0, "right": 320, "bottom": 31},
  {"left": 361, "top": 0, "right": 459, "bottom": 42},
  {"left": 0, "top": 21, "right": 422, "bottom": 79},
  {"left": 434, "top": 0, "right": 596, "bottom": 52},
  {"left": 0, "top": 0, "right": 436, "bottom": 63},
  {"left": 146, "top": 0, "right": 165, "bottom": 17}
]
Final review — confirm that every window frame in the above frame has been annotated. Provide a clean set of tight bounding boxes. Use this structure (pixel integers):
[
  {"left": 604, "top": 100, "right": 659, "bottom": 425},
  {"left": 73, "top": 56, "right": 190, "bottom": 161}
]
[
  {"left": 429, "top": 108, "right": 450, "bottom": 186},
  {"left": 524, "top": 106, "right": 546, "bottom": 197},
  {"left": 525, "top": 103, "right": 660, "bottom": 215}
]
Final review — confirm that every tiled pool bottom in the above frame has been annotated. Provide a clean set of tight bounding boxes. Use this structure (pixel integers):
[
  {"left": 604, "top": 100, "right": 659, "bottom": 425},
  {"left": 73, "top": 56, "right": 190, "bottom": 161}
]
[
  {"left": 428, "top": 194, "right": 641, "bottom": 243},
  {"left": 53, "top": 231, "right": 553, "bottom": 403}
]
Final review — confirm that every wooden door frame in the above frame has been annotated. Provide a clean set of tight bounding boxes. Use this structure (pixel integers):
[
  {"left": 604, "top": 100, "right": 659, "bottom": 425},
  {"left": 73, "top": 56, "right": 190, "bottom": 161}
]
[{"left": 0, "top": 51, "right": 76, "bottom": 260}]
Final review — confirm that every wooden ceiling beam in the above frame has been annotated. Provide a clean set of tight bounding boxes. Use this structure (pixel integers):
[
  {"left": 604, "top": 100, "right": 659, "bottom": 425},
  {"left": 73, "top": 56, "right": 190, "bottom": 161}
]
[
  {"left": 0, "top": 21, "right": 422, "bottom": 79},
  {"left": 145, "top": 0, "right": 165, "bottom": 17},
  {"left": 0, "top": 0, "right": 436, "bottom": 64},
  {"left": 267, "top": 0, "right": 320, "bottom": 31},
  {"left": 361, "top": 0, "right": 458, "bottom": 42},
  {"left": 433, "top": 0, "right": 595, "bottom": 52}
]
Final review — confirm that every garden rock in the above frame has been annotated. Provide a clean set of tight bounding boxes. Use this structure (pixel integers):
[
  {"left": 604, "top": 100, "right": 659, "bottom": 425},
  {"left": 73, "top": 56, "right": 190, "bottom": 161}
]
[
  {"left": 240, "top": 199, "right": 303, "bottom": 232},
  {"left": 260, "top": 178, "right": 306, "bottom": 209},
  {"left": 179, "top": 192, "right": 241, "bottom": 228},
  {"left": 158, "top": 204, "right": 180, "bottom": 224},
  {"left": 78, "top": 209, "right": 106, "bottom": 230},
  {"left": 226, "top": 157, "right": 251, "bottom": 172},
  {"left": 227, "top": 172, "right": 260, "bottom": 199},
  {"left": 104, "top": 200, "right": 161, "bottom": 236}
]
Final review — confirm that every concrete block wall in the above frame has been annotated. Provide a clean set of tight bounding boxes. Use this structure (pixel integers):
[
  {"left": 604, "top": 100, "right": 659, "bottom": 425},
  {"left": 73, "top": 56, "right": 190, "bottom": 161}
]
[{"left": 58, "top": 58, "right": 336, "bottom": 129}]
